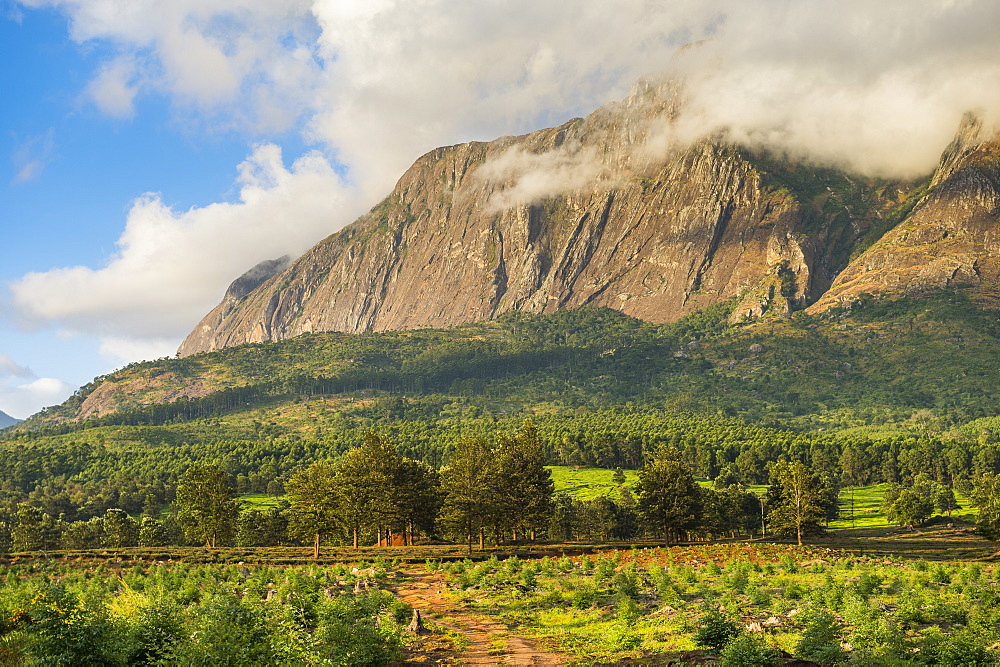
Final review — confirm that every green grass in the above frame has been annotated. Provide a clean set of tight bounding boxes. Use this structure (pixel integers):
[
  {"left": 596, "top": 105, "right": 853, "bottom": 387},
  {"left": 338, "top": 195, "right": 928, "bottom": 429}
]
[
  {"left": 239, "top": 493, "right": 285, "bottom": 511},
  {"left": 440, "top": 545, "right": 1000, "bottom": 663},
  {"left": 546, "top": 466, "right": 639, "bottom": 500},
  {"left": 829, "top": 484, "right": 977, "bottom": 530}
]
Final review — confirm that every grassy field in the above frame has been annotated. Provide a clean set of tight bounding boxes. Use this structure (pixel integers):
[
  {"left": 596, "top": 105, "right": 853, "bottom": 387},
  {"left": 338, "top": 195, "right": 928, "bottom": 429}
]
[
  {"left": 239, "top": 493, "right": 285, "bottom": 511},
  {"left": 437, "top": 543, "right": 1000, "bottom": 663},
  {"left": 545, "top": 465, "right": 639, "bottom": 499}
]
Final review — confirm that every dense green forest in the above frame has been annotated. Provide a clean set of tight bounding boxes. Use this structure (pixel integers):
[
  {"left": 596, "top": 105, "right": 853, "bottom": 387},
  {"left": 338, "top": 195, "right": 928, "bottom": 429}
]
[{"left": 3, "top": 288, "right": 1000, "bottom": 552}]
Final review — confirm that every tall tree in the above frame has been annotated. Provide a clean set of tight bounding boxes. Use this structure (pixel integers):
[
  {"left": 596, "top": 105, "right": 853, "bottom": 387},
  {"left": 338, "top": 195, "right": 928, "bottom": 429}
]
[
  {"left": 393, "top": 458, "right": 440, "bottom": 545},
  {"left": 440, "top": 437, "right": 496, "bottom": 553},
  {"left": 972, "top": 473, "right": 1000, "bottom": 540},
  {"left": 766, "top": 461, "right": 825, "bottom": 545},
  {"left": 496, "top": 420, "right": 554, "bottom": 541},
  {"left": 333, "top": 432, "right": 400, "bottom": 547},
  {"left": 286, "top": 461, "right": 340, "bottom": 558},
  {"left": 174, "top": 463, "right": 239, "bottom": 547},
  {"left": 635, "top": 446, "right": 701, "bottom": 545}
]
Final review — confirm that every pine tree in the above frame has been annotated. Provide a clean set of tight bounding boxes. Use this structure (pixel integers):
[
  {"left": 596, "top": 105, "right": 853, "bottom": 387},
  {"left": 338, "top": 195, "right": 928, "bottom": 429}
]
[
  {"left": 971, "top": 473, "right": 1000, "bottom": 540},
  {"left": 286, "top": 460, "right": 340, "bottom": 558},
  {"left": 174, "top": 463, "right": 239, "bottom": 548},
  {"left": 333, "top": 432, "right": 397, "bottom": 547},
  {"left": 635, "top": 446, "right": 701, "bottom": 545},
  {"left": 495, "top": 420, "right": 554, "bottom": 541},
  {"left": 440, "top": 437, "right": 496, "bottom": 553},
  {"left": 766, "top": 461, "right": 825, "bottom": 545}
]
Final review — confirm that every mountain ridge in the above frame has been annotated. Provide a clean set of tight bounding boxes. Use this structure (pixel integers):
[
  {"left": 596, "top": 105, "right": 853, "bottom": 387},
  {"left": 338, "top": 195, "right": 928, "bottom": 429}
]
[{"left": 179, "top": 78, "right": 948, "bottom": 356}]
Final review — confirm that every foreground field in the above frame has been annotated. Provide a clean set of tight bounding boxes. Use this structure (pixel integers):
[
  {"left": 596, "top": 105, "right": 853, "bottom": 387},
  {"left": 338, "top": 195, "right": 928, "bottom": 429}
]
[
  {"left": 430, "top": 544, "right": 1000, "bottom": 664},
  {"left": 2, "top": 525, "right": 999, "bottom": 665}
]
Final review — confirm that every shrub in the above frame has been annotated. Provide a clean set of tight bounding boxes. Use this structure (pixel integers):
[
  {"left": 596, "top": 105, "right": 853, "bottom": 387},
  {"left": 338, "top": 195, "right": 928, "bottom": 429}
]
[
  {"left": 931, "top": 631, "right": 993, "bottom": 666},
  {"left": 617, "top": 596, "right": 641, "bottom": 624},
  {"left": 720, "top": 634, "right": 781, "bottom": 666},
  {"left": 795, "top": 608, "right": 848, "bottom": 665},
  {"left": 693, "top": 610, "right": 741, "bottom": 653}
]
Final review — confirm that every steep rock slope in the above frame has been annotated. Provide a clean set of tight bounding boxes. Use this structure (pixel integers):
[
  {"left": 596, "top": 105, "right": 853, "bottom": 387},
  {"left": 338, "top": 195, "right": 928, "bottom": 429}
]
[
  {"left": 808, "top": 115, "right": 1000, "bottom": 312},
  {"left": 179, "top": 82, "right": 914, "bottom": 356}
]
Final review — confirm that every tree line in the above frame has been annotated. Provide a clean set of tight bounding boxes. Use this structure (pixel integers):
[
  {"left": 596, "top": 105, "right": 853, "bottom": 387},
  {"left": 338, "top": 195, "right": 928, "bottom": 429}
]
[{"left": 0, "top": 421, "right": 891, "bottom": 555}]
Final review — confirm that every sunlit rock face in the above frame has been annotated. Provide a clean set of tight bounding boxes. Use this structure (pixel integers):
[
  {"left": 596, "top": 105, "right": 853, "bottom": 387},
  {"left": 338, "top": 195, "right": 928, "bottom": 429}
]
[{"left": 179, "top": 82, "right": 998, "bottom": 357}]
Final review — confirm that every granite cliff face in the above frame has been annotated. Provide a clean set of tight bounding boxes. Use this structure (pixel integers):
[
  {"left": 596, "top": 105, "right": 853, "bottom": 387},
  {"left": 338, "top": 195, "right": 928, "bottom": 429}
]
[
  {"left": 808, "top": 115, "right": 1000, "bottom": 312},
  {"left": 179, "top": 83, "right": 995, "bottom": 357}
]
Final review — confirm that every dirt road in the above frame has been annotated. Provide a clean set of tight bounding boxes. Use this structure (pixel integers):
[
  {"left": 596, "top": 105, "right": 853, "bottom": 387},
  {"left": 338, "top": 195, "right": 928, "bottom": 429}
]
[{"left": 390, "top": 568, "right": 572, "bottom": 665}]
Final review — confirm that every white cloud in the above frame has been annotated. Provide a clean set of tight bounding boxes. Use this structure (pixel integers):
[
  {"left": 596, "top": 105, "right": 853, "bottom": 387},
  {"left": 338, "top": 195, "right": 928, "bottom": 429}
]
[
  {"left": 9, "top": 144, "right": 361, "bottom": 350},
  {"left": 23, "top": 0, "right": 321, "bottom": 131},
  {"left": 86, "top": 56, "right": 140, "bottom": 118},
  {"left": 0, "top": 355, "right": 74, "bottom": 420},
  {"left": 11, "top": 0, "right": 1000, "bottom": 377},
  {"left": 477, "top": 145, "right": 617, "bottom": 211},
  {"left": 11, "top": 129, "right": 56, "bottom": 184}
]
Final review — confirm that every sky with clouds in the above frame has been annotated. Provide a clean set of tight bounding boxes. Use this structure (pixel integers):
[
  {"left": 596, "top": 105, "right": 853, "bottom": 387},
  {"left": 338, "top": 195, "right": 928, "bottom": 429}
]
[{"left": 3, "top": 0, "right": 1000, "bottom": 420}]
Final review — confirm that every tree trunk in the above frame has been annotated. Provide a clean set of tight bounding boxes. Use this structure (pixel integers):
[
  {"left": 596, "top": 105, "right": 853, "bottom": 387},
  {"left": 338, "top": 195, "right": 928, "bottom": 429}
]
[
  {"left": 377, "top": 527, "right": 382, "bottom": 547},
  {"left": 479, "top": 527, "right": 485, "bottom": 551},
  {"left": 467, "top": 532, "right": 473, "bottom": 555},
  {"left": 353, "top": 527, "right": 359, "bottom": 549},
  {"left": 313, "top": 532, "right": 321, "bottom": 559}
]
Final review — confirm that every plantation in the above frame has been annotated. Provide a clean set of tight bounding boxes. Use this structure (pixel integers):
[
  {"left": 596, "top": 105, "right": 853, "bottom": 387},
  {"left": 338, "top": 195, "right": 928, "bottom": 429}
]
[
  {"left": 0, "top": 560, "right": 415, "bottom": 665},
  {"left": 432, "top": 545, "right": 1000, "bottom": 664}
]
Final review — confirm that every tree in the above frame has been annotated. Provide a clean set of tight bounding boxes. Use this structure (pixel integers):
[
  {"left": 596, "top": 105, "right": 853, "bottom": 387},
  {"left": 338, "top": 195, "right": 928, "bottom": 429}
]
[
  {"left": 333, "top": 432, "right": 406, "bottom": 547},
  {"left": 138, "top": 515, "right": 167, "bottom": 547},
  {"left": 766, "top": 461, "right": 825, "bottom": 545},
  {"left": 884, "top": 488, "right": 934, "bottom": 528},
  {"left": 11, "top": 504, "right": 59, "bottom": 551},
  {"left": 635, "top": 446, "right": 701, "bottom": 545},
  {"left": 495, "top": 420, "right": 554, "bottom": 541},
  {"left": 174, "top": 463, "right": 239, "bottom": 547},
  {"left": 392, "top": 458, "right": 440, "bottom": 544},
  {"left": 934, "top": 484, "right": 961, "bottom": 516},
  {"left": 102, "top": 508, "right": 138, "bottom": 547},
  {"left": 971, "top": 473, "right": 1000, "bottom": 540},
  {"left": 286, "top": 461, "right": 340, "bottom": 558},
  {"left": 440, "top": 437, "right": 496, "bottom": 553}
]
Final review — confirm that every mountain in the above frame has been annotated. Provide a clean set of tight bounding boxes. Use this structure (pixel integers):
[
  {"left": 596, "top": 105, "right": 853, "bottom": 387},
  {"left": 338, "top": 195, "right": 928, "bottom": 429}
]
[
  {"left": 0, "top": 410, "right": 20, "bottom": 429},
  {"left": 808, "top": 114, "right": 1000, "bottom": 312},
  {"left": 179, "top": 78, "right": 936, "bottom": 356}
]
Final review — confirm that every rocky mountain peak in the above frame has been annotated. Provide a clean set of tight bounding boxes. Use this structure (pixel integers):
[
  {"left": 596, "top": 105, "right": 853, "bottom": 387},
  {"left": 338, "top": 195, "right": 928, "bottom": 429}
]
[{"left": 178, "top": 91, "right": 1000, "bottom": 357}]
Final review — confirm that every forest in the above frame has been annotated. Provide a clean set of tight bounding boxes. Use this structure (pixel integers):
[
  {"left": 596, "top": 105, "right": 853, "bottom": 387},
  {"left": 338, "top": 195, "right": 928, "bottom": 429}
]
[{"left": 4, "top": 289, "right": 1000, "bottom": 663}]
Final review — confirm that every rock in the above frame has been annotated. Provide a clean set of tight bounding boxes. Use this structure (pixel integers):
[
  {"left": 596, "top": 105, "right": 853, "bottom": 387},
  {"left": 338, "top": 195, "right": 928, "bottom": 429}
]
[
  {"left": 408, "top": 609, "right": 428, "bottom": 635},
  {"left": 176, "top": 75, "right": 914, "bottom": 358}
]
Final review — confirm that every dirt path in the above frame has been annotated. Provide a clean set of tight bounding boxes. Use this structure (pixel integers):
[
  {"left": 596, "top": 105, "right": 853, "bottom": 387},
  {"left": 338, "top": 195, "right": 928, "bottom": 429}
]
[{"left": 390, "top": 568, "right": 571, "bottom": 665}]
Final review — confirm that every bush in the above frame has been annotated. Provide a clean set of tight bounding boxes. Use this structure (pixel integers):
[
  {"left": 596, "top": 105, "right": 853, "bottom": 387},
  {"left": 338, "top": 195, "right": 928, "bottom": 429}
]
[
  {"left": 931, "top": 630, "right": 993, "bottom": 666},
  {"left": 719, "top": 634, "right": 781, "bottom": 666},
  {"left": 795, "top": 608, "right": 848, "bottom": 665},
  {"left": 693, "top": 610, "right": 742, "bottom": 653}
]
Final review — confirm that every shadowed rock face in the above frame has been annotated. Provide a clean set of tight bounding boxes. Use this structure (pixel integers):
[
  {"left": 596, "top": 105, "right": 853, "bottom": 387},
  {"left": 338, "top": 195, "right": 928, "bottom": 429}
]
[
  {"left": 178, "top": 85, "right": 997, "bottom": 357},
  {"left": 808, "top": 116, "right": 1000, "bottom": 313}
]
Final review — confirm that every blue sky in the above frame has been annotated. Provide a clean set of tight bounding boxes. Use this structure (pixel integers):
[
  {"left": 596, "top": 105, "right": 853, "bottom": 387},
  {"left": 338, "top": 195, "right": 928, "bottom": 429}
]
[{"left": 2, "top": 0, "right": 1000, "bottom": 419}]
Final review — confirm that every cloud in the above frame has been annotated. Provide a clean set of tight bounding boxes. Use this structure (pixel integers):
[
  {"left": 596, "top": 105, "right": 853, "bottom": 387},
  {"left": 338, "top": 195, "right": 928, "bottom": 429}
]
[
  {"left": 8, "top": 144, "right": 362, "bottom": 356},
  {"left": 23, "top": 0, "right": 322, "bottom": 131},
  {"left": 0, "top": 353, "right": 33, "bottom": 378},
  {"left": 11, "top": 0, "right": 1000, "bottom": 375},
  {"left": 86, "top": 56, "right": 140, "bottom": 118},
  {"left": 11, "top": 129, "right": 56, "bottom": 184},
  {"left": 0, "top": 355, "right": 73, "bottom": 420},
  {"left": 477, "top": 144, "right": 617, "bottom": 211}
]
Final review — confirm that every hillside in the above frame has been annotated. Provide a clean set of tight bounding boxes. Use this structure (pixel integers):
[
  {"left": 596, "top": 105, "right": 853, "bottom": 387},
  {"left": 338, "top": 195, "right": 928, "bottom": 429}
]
[
  {"left": 178, "top": 77, "right": 946, "bottom": 356},
  {"left": 16, "top": 287, "right": 1000, "bottom": 437}
]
